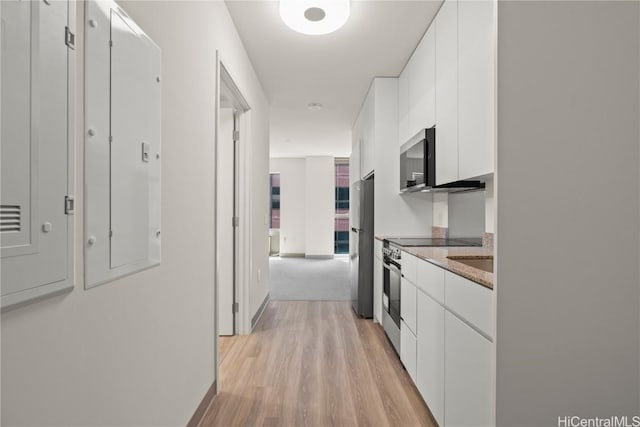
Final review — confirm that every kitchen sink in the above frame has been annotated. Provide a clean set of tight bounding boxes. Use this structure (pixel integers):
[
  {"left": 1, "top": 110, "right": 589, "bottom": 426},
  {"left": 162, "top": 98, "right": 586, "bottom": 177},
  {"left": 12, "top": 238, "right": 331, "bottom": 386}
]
[{"left": 447, "top": 256, "right": 494, "bottom": 273}]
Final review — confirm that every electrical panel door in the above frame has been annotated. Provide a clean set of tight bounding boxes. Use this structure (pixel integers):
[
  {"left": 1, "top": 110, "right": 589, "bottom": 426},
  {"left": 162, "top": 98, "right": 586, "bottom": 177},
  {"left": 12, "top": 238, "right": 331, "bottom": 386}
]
[
  {"left": 85, "top": 0, "right": 161, "bottom": 288},
  {"left": 1, "top": 0, "right": 75, "bottom": 310}
]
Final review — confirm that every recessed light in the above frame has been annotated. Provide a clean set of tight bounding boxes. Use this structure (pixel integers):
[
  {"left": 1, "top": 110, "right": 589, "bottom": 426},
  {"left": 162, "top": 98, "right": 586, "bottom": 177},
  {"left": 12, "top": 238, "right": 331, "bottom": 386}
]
[
  {"left": 307, "top": 102, "right": 323, "bottom": 111},
  {"left": 280, "top": 0, "right": 350, "bottom": 35}
]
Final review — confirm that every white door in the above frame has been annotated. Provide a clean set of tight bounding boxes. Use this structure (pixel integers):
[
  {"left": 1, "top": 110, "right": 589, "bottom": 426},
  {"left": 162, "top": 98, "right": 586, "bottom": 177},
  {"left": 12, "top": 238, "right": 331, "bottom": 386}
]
[{"left": 218, "top": 107, "right": 235, "bottom": 335}]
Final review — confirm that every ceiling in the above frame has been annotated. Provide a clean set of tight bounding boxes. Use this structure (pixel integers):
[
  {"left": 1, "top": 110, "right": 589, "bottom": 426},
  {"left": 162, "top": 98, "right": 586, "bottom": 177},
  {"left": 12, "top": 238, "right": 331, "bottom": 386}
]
[{"left": 225, "top": 0, "right": 443, "bottom": 158}]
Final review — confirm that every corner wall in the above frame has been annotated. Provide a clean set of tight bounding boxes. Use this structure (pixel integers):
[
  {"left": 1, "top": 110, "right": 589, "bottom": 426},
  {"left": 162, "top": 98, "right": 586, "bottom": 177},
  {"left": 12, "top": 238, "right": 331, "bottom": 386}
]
[
  {"left": 271, "top": 157, "right": 306, "bottom": 255},
  {"left": 305, "top": 157, "right": 336, "bottom": 257},
  {"left": 495, "top": 2, "right": 640, "bottom": 424},
  {"left": 1, "top": 1, "right": 270, "bottom": 425}
]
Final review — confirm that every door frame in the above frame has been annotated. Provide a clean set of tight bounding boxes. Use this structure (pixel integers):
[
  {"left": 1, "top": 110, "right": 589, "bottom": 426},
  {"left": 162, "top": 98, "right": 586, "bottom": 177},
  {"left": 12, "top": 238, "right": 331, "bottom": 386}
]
[{"left": 214, "top": 52, "right": 251, "bottom": 390}]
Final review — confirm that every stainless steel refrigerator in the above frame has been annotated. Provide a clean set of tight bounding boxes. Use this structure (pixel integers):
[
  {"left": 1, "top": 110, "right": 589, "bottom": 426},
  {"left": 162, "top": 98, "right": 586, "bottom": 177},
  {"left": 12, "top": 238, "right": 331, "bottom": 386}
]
[{"left": 350, "top": 176, "right": 374, "bottom": 318}]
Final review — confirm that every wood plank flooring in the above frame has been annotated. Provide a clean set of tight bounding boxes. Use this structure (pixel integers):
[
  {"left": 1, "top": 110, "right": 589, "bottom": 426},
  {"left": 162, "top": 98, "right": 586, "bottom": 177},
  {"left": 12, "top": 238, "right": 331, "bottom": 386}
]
[{"left": 201, "top": 301, "right": 435, "bottom": 427}]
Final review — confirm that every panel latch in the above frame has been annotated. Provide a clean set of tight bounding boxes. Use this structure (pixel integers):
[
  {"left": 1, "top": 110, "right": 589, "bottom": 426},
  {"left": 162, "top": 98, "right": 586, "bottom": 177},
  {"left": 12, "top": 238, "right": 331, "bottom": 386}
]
[
  {"left": 65, "top": 26, "right": 75, "bottom": 50},
  {"left": 142, "top": 142, "right": 150, "bottom": 163},
  {"left": 64, "top": 196, "right": 75, "bottom": 215}
]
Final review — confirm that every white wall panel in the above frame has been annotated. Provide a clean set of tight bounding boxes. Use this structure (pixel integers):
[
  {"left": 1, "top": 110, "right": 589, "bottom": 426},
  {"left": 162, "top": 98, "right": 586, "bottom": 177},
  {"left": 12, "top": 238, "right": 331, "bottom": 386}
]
[{"left": 1, "top": 0, "right": 75, "bottom": 309}]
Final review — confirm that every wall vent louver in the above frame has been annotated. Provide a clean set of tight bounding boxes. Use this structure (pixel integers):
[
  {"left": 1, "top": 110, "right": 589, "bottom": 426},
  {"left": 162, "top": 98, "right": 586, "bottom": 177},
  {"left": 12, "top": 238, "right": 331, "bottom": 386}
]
[{"left": 0, "top": 205, "right": 21, "bottom": 233}]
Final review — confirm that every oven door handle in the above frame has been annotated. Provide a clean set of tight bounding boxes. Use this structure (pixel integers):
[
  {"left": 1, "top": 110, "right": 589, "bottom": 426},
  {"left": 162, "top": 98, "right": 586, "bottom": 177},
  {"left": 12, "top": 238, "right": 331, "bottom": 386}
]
[{"left": 383, "top": 259, "right": 401, "bottom": 274}]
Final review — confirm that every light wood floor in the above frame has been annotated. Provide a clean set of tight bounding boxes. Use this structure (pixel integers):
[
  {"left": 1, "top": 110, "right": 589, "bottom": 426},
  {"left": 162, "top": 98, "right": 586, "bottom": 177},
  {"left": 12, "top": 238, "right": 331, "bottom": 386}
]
[{"left": 201, "top": 301, "right": 435, "bottom": 427}]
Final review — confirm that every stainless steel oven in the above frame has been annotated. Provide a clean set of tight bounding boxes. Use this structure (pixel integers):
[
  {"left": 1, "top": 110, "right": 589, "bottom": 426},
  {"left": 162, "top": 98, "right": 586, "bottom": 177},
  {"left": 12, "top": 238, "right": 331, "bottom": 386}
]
[{"left": 382, "top": 242, "right": 401, "bottom": 354}]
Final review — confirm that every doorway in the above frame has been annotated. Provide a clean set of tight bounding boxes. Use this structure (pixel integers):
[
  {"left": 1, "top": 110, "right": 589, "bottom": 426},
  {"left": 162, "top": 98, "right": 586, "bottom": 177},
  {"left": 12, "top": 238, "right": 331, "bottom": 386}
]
[{"left": 215, "top": 56, "right": 251, "bottom": 390}]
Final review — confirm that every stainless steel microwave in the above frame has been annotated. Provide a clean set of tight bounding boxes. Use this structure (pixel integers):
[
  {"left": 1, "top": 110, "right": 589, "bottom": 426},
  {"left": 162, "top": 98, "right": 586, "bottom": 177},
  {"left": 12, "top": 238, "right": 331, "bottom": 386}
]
[{"left": 399, "top": 127, "right": 484, "bottom": 193}]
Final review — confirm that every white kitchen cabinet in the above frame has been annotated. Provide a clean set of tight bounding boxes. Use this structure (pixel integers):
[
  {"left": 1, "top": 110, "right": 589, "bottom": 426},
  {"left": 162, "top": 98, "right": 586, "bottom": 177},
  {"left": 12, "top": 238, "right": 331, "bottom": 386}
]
[
  {"left": 417, "top": 259, "right": 445, "bottom": 304},
  {"left": 445, "top": 271, "right": 493, "bottom": 338},
  {"left": 1, "top": 0, "right": 76, "bottom": 309},
  {"left": 374, "top": 239, "right": 383, "bottom": 259},
  {"left": 408, "top": 25, "right": 436, "bottom": 137},
  {"left": 445, "top": 311, "right": 493, "bottom": 427},
  {"left": 435, "top": 0, "right": 459, "bottom": 186},
  {"left": 401, "top": 277, "right": 417, "bottom": 335},
  {"left": 417, "top": 290, "right": 445, "bottom": 427},
  {"left": 401, "top": 319, "right": 418, "bottom": 383},
  {"left": 360, "top": 87, "right": 375, "bottom": 179},
  {"left": 374, "top": 249, "right": 383, "bottom": 323},
  {"left": 401, "top": 251, "right": 418, "bottom": 284},
  {"left": 350, "top": 119, "right": 362, "bottom": 186},
  {"left": 398, "top": 68, "right": 410, "bottom": 145},
  {"left": 458, "top": 0, "right": 496, "bottom": 180}
]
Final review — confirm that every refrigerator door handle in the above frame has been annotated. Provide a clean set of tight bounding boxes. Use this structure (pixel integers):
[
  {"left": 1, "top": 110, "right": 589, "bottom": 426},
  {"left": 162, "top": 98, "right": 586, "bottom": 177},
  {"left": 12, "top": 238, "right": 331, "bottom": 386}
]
[{"left": 351, "top": 227, "right": 362, "bottom": 233}]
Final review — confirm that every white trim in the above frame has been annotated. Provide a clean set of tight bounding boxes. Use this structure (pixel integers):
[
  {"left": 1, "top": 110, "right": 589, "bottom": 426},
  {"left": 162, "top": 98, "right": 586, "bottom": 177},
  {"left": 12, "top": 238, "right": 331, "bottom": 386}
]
[{"left": 214, "top": 51, "right": 252, "bottom": 390}]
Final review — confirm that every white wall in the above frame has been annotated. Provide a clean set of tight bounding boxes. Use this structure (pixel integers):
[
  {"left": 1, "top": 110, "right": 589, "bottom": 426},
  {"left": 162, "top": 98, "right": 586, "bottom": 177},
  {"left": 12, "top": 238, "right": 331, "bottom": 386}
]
[
  {"left": 495, "top": 1, "right": 640, "bottom": 424},
  {"left": 432, "top": 193, "right": 449, "bottom": 227},
  {"left": 433, "top": 184, "right": 495, "bottom": 234},
  {"left": 448, "top": 190, "right": 485, "bottom": 238},
  {"left": 373, "top": 78, "right": 433, "bottom": 237},
  {"left": 305, "top": 157, "right": 336, "bottom": 257},
  {"left": 1, "top": 1, "right": 270, "bottom": 425},
  {"left": 270, "top": 158, "right": 306, "bottom": 255}
]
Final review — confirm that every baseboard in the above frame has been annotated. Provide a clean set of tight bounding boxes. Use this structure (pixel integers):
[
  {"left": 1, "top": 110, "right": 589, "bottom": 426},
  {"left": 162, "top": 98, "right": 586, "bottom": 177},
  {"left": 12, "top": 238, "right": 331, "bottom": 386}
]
[
  {"left": 252, "top": 292, "right": 270, "bottom": 330},
  {"left": 279, "top": 253, "right": 305, "bottom": 258},
  {"left": 187, "top": 380, "right": 217, "bottom": 427},
  {"left": 305, "top": 254, "right": 334, "bottom": 259}
]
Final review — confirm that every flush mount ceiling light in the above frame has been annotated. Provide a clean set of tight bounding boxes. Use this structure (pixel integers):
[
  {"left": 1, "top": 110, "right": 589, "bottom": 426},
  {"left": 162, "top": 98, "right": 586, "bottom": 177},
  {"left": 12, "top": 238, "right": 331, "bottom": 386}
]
[
  {"left": 280, "top": 0, "right": 350, "bottom": 35},
  {"left": 307, "top": 102, "right": 323, "bottom": 110}
]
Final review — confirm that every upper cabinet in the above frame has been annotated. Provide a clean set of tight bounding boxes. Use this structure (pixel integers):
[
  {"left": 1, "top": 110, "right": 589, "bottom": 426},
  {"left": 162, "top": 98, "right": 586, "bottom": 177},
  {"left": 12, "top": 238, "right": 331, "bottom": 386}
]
[
  {"left": 360, "top": 87, "right": 375, "bottom": 179},
  {"left": 353, "top": 79, "right": 396, "bottom": 181},
  {"left": 408, "top": 25, "right": 436, "bottom": 139},
  {"left": 458, "top": 0, "right": 495, "bottom": 180},
  {"left": 399, "top": 25, "right": 436, "bottom": 146},
  {"left": 435, "top": 0, "right": 459, "bottom": 185},
  {"left": 350, "top": 114, "right": 362, "bottom": 185},
  {"left": 401, "top": 0, "right": 496, "bottom": 184}
]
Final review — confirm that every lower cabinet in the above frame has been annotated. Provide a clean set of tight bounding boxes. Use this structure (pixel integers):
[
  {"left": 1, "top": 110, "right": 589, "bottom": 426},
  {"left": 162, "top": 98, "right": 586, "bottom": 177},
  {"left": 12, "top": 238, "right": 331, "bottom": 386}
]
[
  {"left": 444, "top": 311, "right": 493, "bottom": 427},
  {"left": 373, "top": 253, "right": 383, "bottom": 323},
  {"left": 417, "top": 290, "right": 445, "bottom": 426},
  {"left": 401, "top": 319, "right": 418, "bottom": 383},
  {"left": 401, "top": 277, "right": 418, "bottom": 334}
]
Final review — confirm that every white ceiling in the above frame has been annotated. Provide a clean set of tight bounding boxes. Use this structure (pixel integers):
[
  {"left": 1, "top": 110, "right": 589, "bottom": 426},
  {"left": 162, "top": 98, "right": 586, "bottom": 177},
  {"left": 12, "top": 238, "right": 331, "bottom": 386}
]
[{"left": 225, "top": 0, "right": 443, "bottom": 158}]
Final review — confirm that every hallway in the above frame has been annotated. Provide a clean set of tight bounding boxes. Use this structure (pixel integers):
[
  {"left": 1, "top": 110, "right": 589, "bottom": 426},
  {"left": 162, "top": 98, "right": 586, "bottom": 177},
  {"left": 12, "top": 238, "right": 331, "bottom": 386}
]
[{"left": 203, "top": 301, "right": 434, "bottom": 426}]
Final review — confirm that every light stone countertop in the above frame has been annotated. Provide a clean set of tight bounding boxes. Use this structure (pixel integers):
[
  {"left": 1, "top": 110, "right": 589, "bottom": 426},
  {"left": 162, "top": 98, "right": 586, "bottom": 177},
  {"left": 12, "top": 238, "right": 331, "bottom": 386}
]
[{"left": 376, "top": 236, "right": 494, "bottom": 290}]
